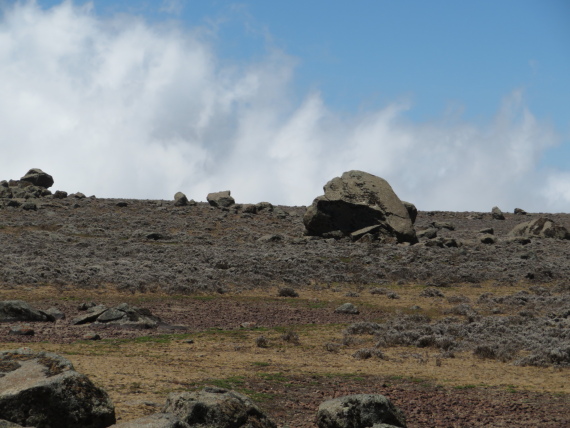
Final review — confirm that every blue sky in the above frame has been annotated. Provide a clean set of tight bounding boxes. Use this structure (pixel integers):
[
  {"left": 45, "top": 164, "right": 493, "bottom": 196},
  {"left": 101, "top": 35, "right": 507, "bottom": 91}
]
[{"left": 1, "top": 0, "right": 569, "bottom": 211}]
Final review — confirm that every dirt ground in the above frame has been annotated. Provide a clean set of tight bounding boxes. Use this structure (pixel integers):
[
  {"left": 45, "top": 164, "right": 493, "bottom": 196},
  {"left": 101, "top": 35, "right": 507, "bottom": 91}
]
[{"left": 0, "top": 285, "right": 568, "bottom": 427}]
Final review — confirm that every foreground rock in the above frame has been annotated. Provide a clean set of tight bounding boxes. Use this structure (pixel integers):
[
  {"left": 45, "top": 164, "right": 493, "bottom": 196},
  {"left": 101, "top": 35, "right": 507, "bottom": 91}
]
[
  {"left": 509, "top": 217, "right": 570, "bottom": 240},
  {"left": 317, "top": 394, "right": 407, "bottom": 428},
  {"left": 0, "top": 348, "right": 115, "bottom": 428},
  {"left": 0, "top": 301, "right": 54, "bottom": 323},
  {"left": 164, "top": 387, "right": 276, "bottom": 428},
  {"left": 303, "top": 171, "right": 417, "bottom": 243},
  {"left": 72, "top": 303, "right": 162, "bottom": 328}
]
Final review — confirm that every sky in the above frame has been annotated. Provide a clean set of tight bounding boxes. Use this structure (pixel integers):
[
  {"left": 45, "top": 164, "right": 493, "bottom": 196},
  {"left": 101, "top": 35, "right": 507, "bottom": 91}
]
[{"left": 0, "top": 0, "right": 569, "bottom": 212}]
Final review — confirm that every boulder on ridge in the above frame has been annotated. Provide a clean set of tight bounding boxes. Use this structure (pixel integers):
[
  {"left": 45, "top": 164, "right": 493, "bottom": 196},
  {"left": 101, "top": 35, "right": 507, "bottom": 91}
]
[{"left": 303, "top": 171, "right": 417, "bottom": 243}]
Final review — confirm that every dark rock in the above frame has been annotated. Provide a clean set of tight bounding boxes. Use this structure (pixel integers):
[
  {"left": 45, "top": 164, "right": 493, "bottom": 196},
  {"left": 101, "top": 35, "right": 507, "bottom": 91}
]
[
  {"left": 491, "top": 206, "right": 505, "bottom": 220},
  {"left": 174, "top": 192, "right": 188, "bottom": 207},
  {"left": 480, "top": 234, "right": 496, "bottom": 244},
  {"left": 350, "top": 225, "right": 382, "bottom": 241},
  {"left": 20, "top": 169, "right": 54, "bottom": 189},
  {"left": 334, "top": 303, "right": 359, "bottom": 315},
  {"left": 73, "top": 304, "right": 163, "bottom": 328},
  {"left": 0, "top": 301, "right": 54, "bottom": 323},
  {"left": 257, "top": 234, "right": 283, "bottom": 243},
  {"left": 207, "top": 191, "right": 235, "bottom": 208},
  {"left": 277, "top": 287, "right": 299, "bottom": 297},
  {"left": 0, "top": 188, "right": 12, "bottom": 199},
  {"left": 21, "top": 202, "right": 36, "bottom": 211},
  {"left": 72, "top": 192, "right": 86, "bottom": 199},
  {"left": 431, "top": 221, "right": 455, "bottom": 230},
  {"left": 303, "top": 171, "right": 417, "bottom": 244},
  {"left": 116, "top": 201, "right": 128, "bottom": 207},
  {"left": 45, "top": 307, "right": 65, "bottom": 320},
  {"left": 479, "top": 227, "right": 494, "bottom": 235},
  {"left": 71, "top": 305, "right": 109, "bottom": 325},
  {"left": 0, "top": 419, "right": 30, "bottom": 427},
  {"left": 316, "top": 394, "right": 407, "bottom": 428},
  {"left": 147, "top": 233, "right": 166, "bottom": 240},
  {"left": 417, "top": 228, "right": 437, "bottom": 239},
  {"left": 514, "top": 208, "right": 527, "bottom": 215},
  {"left": 52, "top": 190, "right": 68, "bottom": 199},
  {"left": 8, "top": 326, "right": 34, "bottom": 336},
  {"left": 78, "top": 302, "right": 97, "bottom": 311},
  {"left": 402, "top": 201, "right": 417, "bottom": 224},
  {"left": 163, "top": 387, "right": 276, "bottom": 428},
  {"left": 82, "top": 332, "right": 101, "bottom": 341},
  {"left": 0, "top": 348, "right": 115, "bottom": 428},
  {"left": 509, "top": 217, "right": 570, "bottom": 240},
  {"left": 110, "top": 413, "right": 190, "bottom": 428},
  {"left": 6, "top": 200, "right": 20, "bottom": 208},
  {"left": 255, "top": 202, "right": 274, "bottom": 212}
]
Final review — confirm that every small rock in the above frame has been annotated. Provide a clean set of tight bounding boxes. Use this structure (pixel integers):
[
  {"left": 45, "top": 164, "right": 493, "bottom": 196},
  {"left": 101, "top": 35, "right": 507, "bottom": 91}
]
[
  {"left": 480, "top": 234, "right": 496, "bottom": 244},
  {"left": 207, "top": 190, "right": 235, "bottom": 208},
  {"left": 491, "top": 206, "right": 505, "bottom": 220},
  {"left": 8, "top": 326, "right": 34, "bottom": 336},
  {"left": 514, "top": 208, "right": 527, "bottom": 215},
  {"left": 174, "top": 192, "right": 188, "bottom": 207},
  {"left": 116, "top": 201, "right": 128, "bottom": 207},
  {"left": 82, "top": 332, "right": 101, "bottom": 341},
  {"left": 479, "top": 227, "right": 494, "bottom": 235},
  {"left": 334, "top": 303, "right": 359, "bottom": 314}
]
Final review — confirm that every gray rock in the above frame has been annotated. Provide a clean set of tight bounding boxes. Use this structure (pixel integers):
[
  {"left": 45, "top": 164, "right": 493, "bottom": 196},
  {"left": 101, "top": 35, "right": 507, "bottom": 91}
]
[
  {"left": 334, "top": 303, "right": 359, "bottom": 315},
  {"left": 0, "top": 188, "right": 12, "bottom": 199},
  {"left": 8, "top": 326, "right": 34, "bottom": 336},
  {"left": 163, "top": 387, "right": 276, "bottom": 428},
  {"left": 350, "top": 225, "right": 382, "bottom": 241},
  {"left": 417, "top": 228, "right": 437, "bottom": 239},
  {"left": 509, "top": 217, "right": 570, "bottom": 240},
  {"left": 52, "top": 190, "right": 68, "bottom": 199},
  {"left": 19, "top": 169, "right": 54, "bottom": 189},
  {"left": 174, "top": 192, "right": 189, "bottom": 207},
  {"left": 0, "top": 348, "right": 115, "bottom": 428},
  {"left": 207, "top": 191, "right": 235, "bottom": 208},
  {"left": 431, "top": 221, "right": 455, "bottom": 230},
  {"left": 257, "top": 234, "right": 284, "bottom": 243},
  {"left": 316, "top": 394, "right": 407, "bottom": 428},
  {"left": 401, "top": 201, "right": 417, "bottom": 224},
  {"left": 255, "top": 202, "right": 274, "bottom": 212},
  {"left": 303, "top": 171, "right": 417, "bottom": 243},
  {"left": 110, "top": 413, "right": 190, "bottom": 428},
  {"left": 21, "top": 202, "right": 36, "bottom": 211},
  {"left": 514, "top": 208, "right": 527, "bottom": 215},
  {"left": 0, "top": 301, "right": 54, "bottom": 323},
  {"left": 71, "top": 305, "right": 109, "bottom": 325},
  {"left": 45, "top": 307, "right": 65, "bottom": 320},
  {"left": 491, "top": 206, "right": 505, "bottom": 220},
  {"left": 97, "top": 308, "right": 126, "bottom": 323},
  {"left": 478, "top": 227, "right": 494, "bottom": 235}
]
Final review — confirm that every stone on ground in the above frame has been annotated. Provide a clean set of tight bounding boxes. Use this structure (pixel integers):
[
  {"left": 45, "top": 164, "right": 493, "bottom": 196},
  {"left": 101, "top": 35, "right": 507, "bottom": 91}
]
[
  {"left": 207, "top": 191, "right": 235, "bottom": 208},
  {"left": 509, "top": 217, "right": 570, "bottom": 240},
  {"left": 164, "top": 387, "right": 276, "bottom": 428},
  {"left": 0, "top": 301, "right": 54, "bottom": 323},
  {"left": 19, "top": 169, "right": 54, "bottom": 189},
  {"left": 0, "top": 348, "right": 115, "bottom": 428},
  {"left": 316, "top": 394, "right": 407, "bottom": 428}
]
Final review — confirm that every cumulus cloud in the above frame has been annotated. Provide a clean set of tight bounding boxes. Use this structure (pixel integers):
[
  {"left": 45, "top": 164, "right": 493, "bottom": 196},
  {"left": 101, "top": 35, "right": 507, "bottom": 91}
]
[{"left": 0, "top": 1, "right": 567, "bottom": 212}]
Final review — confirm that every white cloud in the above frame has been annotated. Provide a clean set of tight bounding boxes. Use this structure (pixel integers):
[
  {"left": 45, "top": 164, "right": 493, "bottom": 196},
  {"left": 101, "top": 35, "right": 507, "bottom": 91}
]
[{"left": 0, "top": 1, "right": 568, "bottom": 212}]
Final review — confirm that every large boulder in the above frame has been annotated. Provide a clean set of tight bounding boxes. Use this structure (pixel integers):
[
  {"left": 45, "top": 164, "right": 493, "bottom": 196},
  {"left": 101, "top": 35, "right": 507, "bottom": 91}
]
[
  {"left": 303, "top": 171, "right": 417, "bottom": 243},
  {"left": 0, "top": 348, "right": 115, "bottom": 428},
  {"left": 207, "top": 191, "right": 235, "bottom": 208},
  {"left": 509, "top": 217, "right": 570, "bottom": 240},
  {"left": 110, "top": 413, "right": 190, "bottom": 428},
  {"left": 316, "top": 394, "right": 407, "bottom": 428},
  {"left": 19, "top": 169, "right": 54, "bottom": 189},
  {"left": 0, "top": 301, "right": 54, "bottom": 323},
  {"left": 174, "top": 192, "right": 189, "bottom": 207},
  {"left": 163, "top": 387, "right": 276, "bottom": 428}
]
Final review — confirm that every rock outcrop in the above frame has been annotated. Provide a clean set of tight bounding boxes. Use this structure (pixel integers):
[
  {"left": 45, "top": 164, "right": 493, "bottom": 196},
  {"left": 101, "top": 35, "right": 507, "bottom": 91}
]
[
  {"left": 0, "top": 301, "right": 54, "bottom": 323},
  {"left": 0, "top": 169, "right": 56, "bottom": 200},
  {"left": 303, "top": 171, "right": 417, "bottom": 243},
  {"left": 509, "top": 217, "right": 570, "bottom": 240},
  {"left": 164, "top": 387, "right": 276, "bottom": 428},
  {"left": 0, "top": 348, "right": 115, "bottom": 428},
  {"left": 71, "top": 303, "right": 162, "bottom": 328},
  {"left": 207, "top": 191, "right": 235, "bottom": 208},
  {"left": 316, "top": 394, "right": 407, "bottom": 428}
]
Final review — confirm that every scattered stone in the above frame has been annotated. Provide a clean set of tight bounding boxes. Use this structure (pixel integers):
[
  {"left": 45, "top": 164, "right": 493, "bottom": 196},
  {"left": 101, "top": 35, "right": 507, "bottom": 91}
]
[
  {"left": 45, "top": 307, "right": 65, "bottom": 320},
  {"left": 71, "top": 305, "right": 109, "bottom": 325},
  {"left": 72, "top": 303, "right": 162, "bottom": 328},
  {"left": 278, "top": 287, "right": 299, "bottom": 297},
  {"left": 72, "top": 192, "right": 86, "bottom": 199},
  {"left": 257, "top": 234, "right": 283, "bottom": 243},
  {"left": 8, "top": 326, "right": 34, "bottom": 336},
  {"left": 174, "top": 192, "right": 189, "bottom": 207},
  {"left": 303, "top": 170, "right": 417, "bottom": 244},
  {"left": 491, "top": 206, "right": 505, "bottom": 220},
  {"left": 110, "top": 413, "right": 190, "bottom": 428},
  {"left": 207, "top": 191, "right": 235, "bottom": 208},
  {"left": 0, "top": 348, "right": 115, "bottom": 428},
  {"left": 514, "top": 208, "right": 527, "bottom": 215},
  {"left": 164, "top": 387, "right": 276, "bottom": 428},
  {"left": 417, "top": 228, "right": 437, "bottom": 239},
  {"left": 316, "top": 394, "right": 407, "bottom": 428},
  {"left": 52, "top": 190, "right": 68, "bottom": 199},
  {"left": 20, "top": 168, "right": 54, "bottom": 189},
  {"left": 78, "top": 302, "right": 97, "bottom": 311},
  {"left": 21, "top": 202, "right": 37, "bottom": 211},
  {"left": 509, "top": 217, "right": 570, "bottom": 240},
  {"left": 147, "top": 233, "right": 167, "bottom": 240},
  {"left": 420, "top": 287, "right": 445, "bottom": 298},
  {"left": 256, "top": 202, "right": 274, "bottom": 212},
  {"left": 116, "top": 201, "right": 128, "bottom": 207},
  {"left": 334, "top": 303, "right": 359, "bottom": 315},
  {"left": 480, "top": 234, "right": 496, "bottom": 244},
  {"left": 479, "top": 227, "right": 494, "bottom": 235},
  {"left": 0, "top": 301, "right": 54, "bottom": 323},
  {"left": 431, "top": 221, "right": 455, "bottom": 230},
  {"left": 82, "top": 332, "right": 101, "bottom": 341}
]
